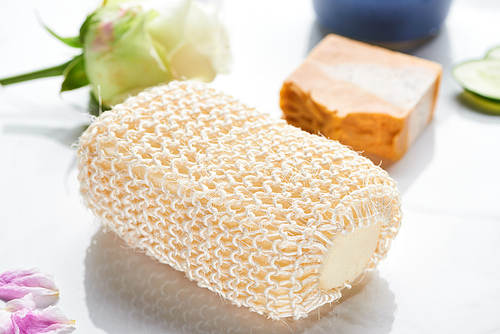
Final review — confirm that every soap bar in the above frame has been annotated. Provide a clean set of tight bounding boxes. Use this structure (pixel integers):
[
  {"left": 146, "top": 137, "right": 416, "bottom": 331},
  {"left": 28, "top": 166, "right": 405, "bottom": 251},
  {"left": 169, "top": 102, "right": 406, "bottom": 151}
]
[{"left": 280, "top": 34, "right": 442, "bottom": 161}]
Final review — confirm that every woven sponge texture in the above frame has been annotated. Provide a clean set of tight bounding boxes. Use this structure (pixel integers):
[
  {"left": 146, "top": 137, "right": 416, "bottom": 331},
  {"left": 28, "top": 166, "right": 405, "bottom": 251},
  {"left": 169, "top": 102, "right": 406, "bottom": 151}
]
[{"left": 77, "top": 80, "right": 402, "bottom": 320}]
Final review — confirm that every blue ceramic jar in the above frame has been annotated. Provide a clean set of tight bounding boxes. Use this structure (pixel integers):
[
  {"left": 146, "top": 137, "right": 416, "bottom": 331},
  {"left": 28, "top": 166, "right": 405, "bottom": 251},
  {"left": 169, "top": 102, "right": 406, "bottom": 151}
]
[{"left": 312, "top": 0, "right": 453, "bottom": 43}]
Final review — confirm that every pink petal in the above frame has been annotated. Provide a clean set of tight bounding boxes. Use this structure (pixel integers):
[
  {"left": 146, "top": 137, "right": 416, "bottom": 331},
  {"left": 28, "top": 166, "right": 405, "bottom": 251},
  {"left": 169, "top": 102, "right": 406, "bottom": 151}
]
[
  {"left": 0, "top": 269, "right": 59, "bottom": 308},
  {"left": 1, "top": 294, "right": 37, "bottom": 334},
  {"left": 10, "top": 306, "right": 75, "bottom": 334},
  {"left": 3, "top": 294, "right": 36, "bottom": 313},
  {"left": 0, "top": 309, "right": 14, "bottom": 334},
  {"left": 91, "top": 21, "right": 115, "bottom": 52}
]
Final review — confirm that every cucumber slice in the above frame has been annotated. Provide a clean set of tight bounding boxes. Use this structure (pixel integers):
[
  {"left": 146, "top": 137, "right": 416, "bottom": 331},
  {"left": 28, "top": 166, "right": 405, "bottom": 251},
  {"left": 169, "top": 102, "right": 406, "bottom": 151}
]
[
  {"left": 486, "top": 46, "right": 500, "bottom": 60},
  {"left": 452, "top": 59, "right": 500, "bottom": 101},
  {"left": 461, "top": 90, "right": 500, "bottom": 115}
]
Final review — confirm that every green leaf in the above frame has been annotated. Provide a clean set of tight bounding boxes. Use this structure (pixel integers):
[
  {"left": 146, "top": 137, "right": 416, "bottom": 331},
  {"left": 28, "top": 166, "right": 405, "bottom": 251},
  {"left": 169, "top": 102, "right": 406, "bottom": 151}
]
[
  {"left": 79, "top": 13, "right": 96, "bottom": 46},
  {"left": 44, "top": 25, "right": 82, "bottom": 48},
  {"left": 61, "top": 54, "right": 89, "bottom": 92}
]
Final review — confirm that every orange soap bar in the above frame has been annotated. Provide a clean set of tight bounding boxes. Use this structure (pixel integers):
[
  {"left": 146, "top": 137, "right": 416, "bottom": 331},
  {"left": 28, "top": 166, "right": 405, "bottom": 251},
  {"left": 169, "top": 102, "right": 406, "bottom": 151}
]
[{"left": 280, "top": 34, "right": 442, "bottom": 161}]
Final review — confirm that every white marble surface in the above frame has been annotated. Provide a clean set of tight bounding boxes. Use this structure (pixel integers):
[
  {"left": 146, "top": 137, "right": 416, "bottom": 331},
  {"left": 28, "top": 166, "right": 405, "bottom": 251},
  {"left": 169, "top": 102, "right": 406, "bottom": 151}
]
[{"left": 1, "top": 0, "right": 499, "bottom": 333}]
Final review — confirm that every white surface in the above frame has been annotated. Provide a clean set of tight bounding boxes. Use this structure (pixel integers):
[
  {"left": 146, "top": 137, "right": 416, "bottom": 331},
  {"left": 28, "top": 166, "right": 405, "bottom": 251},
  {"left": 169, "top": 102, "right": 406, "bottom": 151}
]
[{"left": 1, "top": 0, "right": 499, "bottom": 333}]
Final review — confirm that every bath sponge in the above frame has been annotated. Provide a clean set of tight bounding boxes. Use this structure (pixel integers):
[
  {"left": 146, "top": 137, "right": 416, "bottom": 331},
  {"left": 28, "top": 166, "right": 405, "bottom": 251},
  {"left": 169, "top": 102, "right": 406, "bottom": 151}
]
[{"left": 77, "top": 80, "right": 402, "bottom": 320}]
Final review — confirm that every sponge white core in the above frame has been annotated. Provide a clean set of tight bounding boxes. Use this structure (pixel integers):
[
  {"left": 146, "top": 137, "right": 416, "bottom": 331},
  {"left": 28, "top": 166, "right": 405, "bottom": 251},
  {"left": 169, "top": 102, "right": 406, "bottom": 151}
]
[{"left": 319, "top": 222, "right": 382, "bottom": 290}]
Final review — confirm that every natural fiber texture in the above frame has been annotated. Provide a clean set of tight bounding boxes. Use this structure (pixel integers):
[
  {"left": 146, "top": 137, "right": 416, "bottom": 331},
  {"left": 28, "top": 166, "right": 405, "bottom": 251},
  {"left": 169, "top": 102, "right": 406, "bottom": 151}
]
[{"left": 77, "top": 80, "right": 402, "bottom": 320}]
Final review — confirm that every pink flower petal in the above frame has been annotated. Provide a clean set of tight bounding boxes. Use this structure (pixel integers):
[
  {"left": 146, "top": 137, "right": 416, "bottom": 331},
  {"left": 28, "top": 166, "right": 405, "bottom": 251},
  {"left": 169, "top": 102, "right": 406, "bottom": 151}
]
[
  {"left": 3, "top": 294, "right": 36, "bottom": 313},
  {"left": 0, "top": 309, "right": 15, "bottom": 334},
  {"left": 9, "top": 305, "right": 75, "bottom": 334},
  {"left": 0, "top": 269, "right": 59, "bottom": 308}
]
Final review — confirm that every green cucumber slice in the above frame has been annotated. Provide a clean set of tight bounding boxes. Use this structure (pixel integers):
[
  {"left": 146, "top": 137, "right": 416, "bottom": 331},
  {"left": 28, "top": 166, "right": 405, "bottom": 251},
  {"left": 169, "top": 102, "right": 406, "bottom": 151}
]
[
  {"left": 486, "top": 46, "right": 500, "bottom": 60},
  {"left": 461, "top": 90, "right": 500, "bottom": 115},
  {"left": 452, "top": 59, "right": 500, "bottom": 101}
]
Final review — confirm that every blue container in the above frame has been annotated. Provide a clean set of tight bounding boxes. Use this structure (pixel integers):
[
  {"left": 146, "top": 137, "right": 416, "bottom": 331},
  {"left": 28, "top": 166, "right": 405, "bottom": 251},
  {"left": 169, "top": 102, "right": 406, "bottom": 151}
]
[{"left": 312, "top": 0, "right": 453, "bottom": 43}]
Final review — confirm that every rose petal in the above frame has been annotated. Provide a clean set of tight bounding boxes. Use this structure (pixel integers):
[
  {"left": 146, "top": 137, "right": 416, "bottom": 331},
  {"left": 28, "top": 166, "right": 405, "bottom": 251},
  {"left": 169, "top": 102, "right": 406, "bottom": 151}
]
[
  {"left": 83, "top": 4, "right": 173, "bottom": 107},
  {"left": 0, "top": 295, "right": 75, "bottom": 334},
  {"left": 3, "top": 294, "right": 36, "bottom": 313},
  {"left": 0, "top": 269, "right": 59, "bottom": 309},
  {"left": 0, "top": 309, "right": 14, "bottom": 334},
  {"left": 168, "top": 0, "right": 232, "bottom": 81},
  {"left": 10, "top": 306, "right": 76, "bottom": 334}
]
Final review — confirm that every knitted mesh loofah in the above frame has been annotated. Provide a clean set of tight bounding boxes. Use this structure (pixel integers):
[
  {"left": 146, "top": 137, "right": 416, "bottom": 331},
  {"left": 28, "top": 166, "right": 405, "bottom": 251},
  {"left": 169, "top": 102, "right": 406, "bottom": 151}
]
[{"left": 77, "top": 80, "right": 402, "bottom": 320}]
